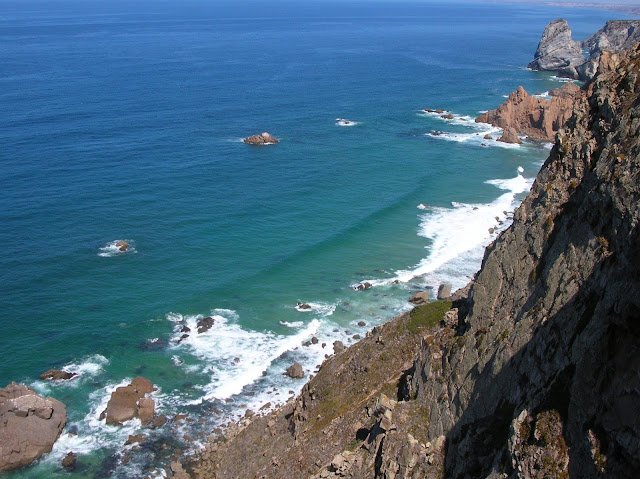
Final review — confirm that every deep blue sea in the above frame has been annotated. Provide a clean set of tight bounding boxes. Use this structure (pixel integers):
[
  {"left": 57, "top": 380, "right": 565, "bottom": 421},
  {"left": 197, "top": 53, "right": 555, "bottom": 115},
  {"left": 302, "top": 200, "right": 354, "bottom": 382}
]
[{"left": 0, "top": 0, "right": 630, "bottom": 476}]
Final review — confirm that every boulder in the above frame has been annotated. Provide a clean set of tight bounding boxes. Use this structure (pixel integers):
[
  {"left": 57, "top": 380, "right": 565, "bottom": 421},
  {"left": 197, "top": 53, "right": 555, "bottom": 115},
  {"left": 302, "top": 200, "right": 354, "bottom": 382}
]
[
  {"left": 39, "top": 369, "right": 76, "bottom": 381},
  {"left": 197, "top": 316, "right": 215, "bottom": 334},
  {"left": 61, "top": 452, "right": 77, "bottom": 471},
  {"left": 103, "top": 377, "right": 156, "bottom": 426},
  {"left": 409, "top": 291, "right": 430, "bottom": 304},
  {"left": 333, "top": 341, "right": 346, "bottom": 354},
  {"left": 297, "top": 302, "right": 311, "bottom": 310},
  {"left": 498, "top": 126, "right": 522, "bottom": 144},
  {"left": 0, "top": 382, "right": 67, "bottom": 472},
  {"left": 243, "top": 132, "right": 279, "bottom": 145},
  {"left": 354, "top": 282, "right": 372, "bottom": 291},
  {"left": 441, "top": 114, "right": 454, "bottom": 120},
  {"left": 527, "top": 19, "right": 585, "bottom": 78},
  {"left": 437, "top": 284, "right": 452, "bottom": 300},
  {"left": 115, "top": 240, "right": 129, "bottom": 252},
  {"left": 483, "top": 134, "right": 493, "bottom": 140},
  {"left": 284, "top": 362, "right": 305, "bottom": 379}
]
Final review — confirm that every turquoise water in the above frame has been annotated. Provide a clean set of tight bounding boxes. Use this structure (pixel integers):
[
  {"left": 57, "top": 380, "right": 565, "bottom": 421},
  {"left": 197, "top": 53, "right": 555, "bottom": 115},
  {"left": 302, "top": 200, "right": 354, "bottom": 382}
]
[{"left": 0, "top": 1, "right": 628, "bottom": 476}]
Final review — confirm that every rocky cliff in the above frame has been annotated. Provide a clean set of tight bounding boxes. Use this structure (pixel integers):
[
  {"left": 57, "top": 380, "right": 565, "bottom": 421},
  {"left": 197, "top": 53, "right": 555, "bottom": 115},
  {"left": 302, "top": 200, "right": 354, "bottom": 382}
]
[
  {"left": 177, "top": 44, "right": 640, "bottom": 479},
  {"left": 528, "top": 19, "right": 586, "bottom": 79},
  {"left": 530, "top": 18, "right": 640, "bottom": 81}
]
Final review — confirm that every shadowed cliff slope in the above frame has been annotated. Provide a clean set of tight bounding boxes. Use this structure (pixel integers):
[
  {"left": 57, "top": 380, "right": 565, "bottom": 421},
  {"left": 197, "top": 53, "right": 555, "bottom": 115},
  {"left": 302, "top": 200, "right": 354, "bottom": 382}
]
[{"left": 179, "top": 45, "right": 640, "bottom": 479}]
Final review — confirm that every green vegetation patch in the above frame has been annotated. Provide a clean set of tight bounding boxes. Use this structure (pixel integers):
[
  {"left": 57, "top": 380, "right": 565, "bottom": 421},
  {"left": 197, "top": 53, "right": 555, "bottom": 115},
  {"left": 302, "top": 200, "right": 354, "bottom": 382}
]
[{"left": 408, "top": 301, "right": 453, "bottom": 334}]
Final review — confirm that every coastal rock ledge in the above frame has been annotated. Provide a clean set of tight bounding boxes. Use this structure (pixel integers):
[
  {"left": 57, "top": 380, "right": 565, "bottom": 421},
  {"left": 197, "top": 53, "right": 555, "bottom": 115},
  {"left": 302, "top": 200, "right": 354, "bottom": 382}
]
[{"left": 0, "top": 382, "right": 67, "bottom": 472}]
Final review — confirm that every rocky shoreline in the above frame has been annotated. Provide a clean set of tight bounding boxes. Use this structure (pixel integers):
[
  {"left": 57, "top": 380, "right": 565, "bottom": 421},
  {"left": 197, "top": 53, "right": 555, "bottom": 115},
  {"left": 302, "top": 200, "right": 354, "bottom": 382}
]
[
  {"left": 3, "top": 19, "right": 640, "bottom": 479},
  {"left": 166, "top": 36, "right": 640, "bottom": 479}
]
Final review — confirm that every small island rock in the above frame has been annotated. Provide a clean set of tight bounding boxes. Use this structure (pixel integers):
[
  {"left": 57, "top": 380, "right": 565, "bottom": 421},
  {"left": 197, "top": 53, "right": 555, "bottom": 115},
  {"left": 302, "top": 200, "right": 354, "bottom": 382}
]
[
  {"left": 284, "top": 362, "right": 305, "bottom": 379},
  {"left": 243, "top": 132, "right": 279, "bottom": 145}
]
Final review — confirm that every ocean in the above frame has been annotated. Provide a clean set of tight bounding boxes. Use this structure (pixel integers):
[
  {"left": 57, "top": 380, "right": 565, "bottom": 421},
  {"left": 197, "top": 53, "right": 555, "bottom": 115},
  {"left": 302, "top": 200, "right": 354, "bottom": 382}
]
[{"left": 0, "top": 1, "right": 630, "bottom": 476}]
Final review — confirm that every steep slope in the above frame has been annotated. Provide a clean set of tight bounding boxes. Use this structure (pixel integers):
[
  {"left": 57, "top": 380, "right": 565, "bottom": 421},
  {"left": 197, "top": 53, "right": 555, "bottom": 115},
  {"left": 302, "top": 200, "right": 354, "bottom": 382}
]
[{"left": 179, "top": 45, "right": 640, "bottom": 479}]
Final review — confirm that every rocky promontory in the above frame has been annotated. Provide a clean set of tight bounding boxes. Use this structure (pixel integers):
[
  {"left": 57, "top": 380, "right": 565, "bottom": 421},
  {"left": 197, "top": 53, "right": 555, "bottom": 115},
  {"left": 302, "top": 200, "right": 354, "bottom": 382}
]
[
  {"left": 171, "top": 43, "right": 640, "bottom": 479},
  {"left": 0, "top": 382, "right": 67, "bottom": 472},
  {"left": 475, "top": 81, "right": 580, "bottom": 142},
  {"left": 529, "top": 18, "right": 640, "bottom": 81},
  {"left": 528, "top": 19, "right": 585, "bottom": 79}
]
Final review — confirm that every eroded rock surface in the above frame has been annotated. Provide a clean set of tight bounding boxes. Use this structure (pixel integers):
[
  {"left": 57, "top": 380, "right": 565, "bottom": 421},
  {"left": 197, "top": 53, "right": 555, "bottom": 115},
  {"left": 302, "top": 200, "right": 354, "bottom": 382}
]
[
  {"left": 528, "top": 19, "right": 585, "bottom": 78},
  {"left": 0, "top": 382, "right": 67, "bottom": 472}
]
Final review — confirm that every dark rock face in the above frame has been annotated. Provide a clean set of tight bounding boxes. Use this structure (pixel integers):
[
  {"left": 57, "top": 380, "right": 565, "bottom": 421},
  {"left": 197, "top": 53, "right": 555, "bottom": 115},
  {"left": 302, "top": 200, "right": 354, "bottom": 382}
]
[
  {"left": 0, "top": 382, "right": 67, "bottom": 472},
  {"left": 410, "top": 46, "right": 640, "bottom": 478},
  {"left": 528, "top": 19, "right": 585, "bottom": 78}
]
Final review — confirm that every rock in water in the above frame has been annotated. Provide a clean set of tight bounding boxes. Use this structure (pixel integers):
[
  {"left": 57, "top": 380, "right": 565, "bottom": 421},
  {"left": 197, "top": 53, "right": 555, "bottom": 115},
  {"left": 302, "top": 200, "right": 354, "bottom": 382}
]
[
  {"left": 243, "top": 132, "right": 279, "bottom": 145},
  {"left": 497, "top": 126, "right": 521, "bottom": 144},
  {"left": 0, "top": 382, "right": 67, "bottom": 472},
  {"left": 284, "top": 362, "right": 305, "bottom": 379},
  {"left": 528, "top": 18, "right": 585, "bottom": 79},
  {"left": 103, "top": 376, "right": 156, "bottom": 425},
  {"left": 115, "top": 240, "right": 129, "bottom": 252},
  {"left": 61, "top": 452, "right": 77, "bottom": 471},
  {"left": 39, "top": 369, "right": 76, "bottom": 381},
  {"left": 476, "top": 83, "right": 579, "bottom": 142}
]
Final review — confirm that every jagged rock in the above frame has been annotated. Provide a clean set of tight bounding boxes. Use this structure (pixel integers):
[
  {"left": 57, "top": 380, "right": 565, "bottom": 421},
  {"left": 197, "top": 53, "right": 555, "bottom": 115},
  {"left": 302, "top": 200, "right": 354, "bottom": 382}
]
[
  {"left": 104, "top": 377, "right": 156, "bottom": 426},
  {"left": 333, "top": 341, "right": 345, "bottom": 354},
  {"left": 476, "top": 83, "right": 578, "bottom": 142},
  {"left": 297, "top": 302, "right": 311, "bottom": 310},
  {"left": 196, "top": 316, "right": 215, "bottom": 334},
  {"left": 39, "top": 369, "right": 76, "bottom": 381},
  {"left": 284, "top": 362, "right": 305, "bottom": 379},
  {"left": 0, "top": 382, "right": 67, "bottom": 472},
  {"left": 409, "top": 291, "right": 429, "bottom": 304},
  {"left": 528, "top": 19, "right": 585, "bottom": 78},
  {"left": 243, "top": 132, "right": 279, "bottom": 145},
  {"left": 436, "top": 284, "right": 452, "bottom": 300},
  {"left": 61, "top": 452, "right": 77, "bottom": 471}
]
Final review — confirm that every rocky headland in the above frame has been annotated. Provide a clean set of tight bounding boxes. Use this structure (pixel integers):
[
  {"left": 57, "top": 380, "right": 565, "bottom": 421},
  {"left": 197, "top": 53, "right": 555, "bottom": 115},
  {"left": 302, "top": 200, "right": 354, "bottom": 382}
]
[
  {"left": 168, "top": 43, "right": 640, "bottom": 479},
  {"left": 529, "top": 18, "right": 640, "bottom": 81},
  {"left": 475, "top": 81, "right": 580, "bottom": 142}
]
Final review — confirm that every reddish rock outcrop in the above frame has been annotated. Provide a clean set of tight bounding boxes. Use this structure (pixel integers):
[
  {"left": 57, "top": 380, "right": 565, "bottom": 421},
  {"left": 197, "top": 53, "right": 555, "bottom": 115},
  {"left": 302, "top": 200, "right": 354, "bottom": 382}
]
[
  {"left": 243, "top": 132, "right": 279, "bottom": 145},
  {"left": 0, "top": 382, "right": 67, "bottom": 472},
  {"left": 475, "top": 82, "right": 580, "bottom": 142},
  {"left": 102, "top": 376, "right": 157, "bottom": 426}
]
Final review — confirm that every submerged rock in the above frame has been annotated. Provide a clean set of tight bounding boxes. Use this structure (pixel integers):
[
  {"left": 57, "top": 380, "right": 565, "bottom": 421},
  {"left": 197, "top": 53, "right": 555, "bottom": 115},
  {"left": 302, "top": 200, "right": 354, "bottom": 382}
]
[{"left": 0, "top": 382, "right": 67, "bottom": 472}]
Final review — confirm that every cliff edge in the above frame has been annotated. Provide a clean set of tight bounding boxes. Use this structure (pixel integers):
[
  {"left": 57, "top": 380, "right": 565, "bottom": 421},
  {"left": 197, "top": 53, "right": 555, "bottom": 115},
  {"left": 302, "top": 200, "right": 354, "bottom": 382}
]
[{"left": 178, "top": 44, "right": 640, "bottom": 479}]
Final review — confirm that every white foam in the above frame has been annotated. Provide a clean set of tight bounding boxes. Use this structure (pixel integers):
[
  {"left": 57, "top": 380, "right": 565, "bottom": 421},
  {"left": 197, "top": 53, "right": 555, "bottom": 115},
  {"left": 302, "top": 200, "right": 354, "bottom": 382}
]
[
  {"left": 417, "top": 203, "right": 427, "bottom": 210},
  {"left": 293, "top": 301, "right": 336, "bottom": 316},
  {"left": 169, "top": 311, "right": 322, "bottom": 402},
  {"left": 336, "top": 118, "right": 358, "bottom": 126},
  {"left": 533, "top": 90, "right": 551, "bottom": 99},
  {"left": 365, "top": 170, "right": 533, "bottom": 290},
  {"left": 98, "top": 239, "right": 135, "bottom": 257},
  {"left": 280, "top": 320, "right": 304, "bottom": 327}
]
